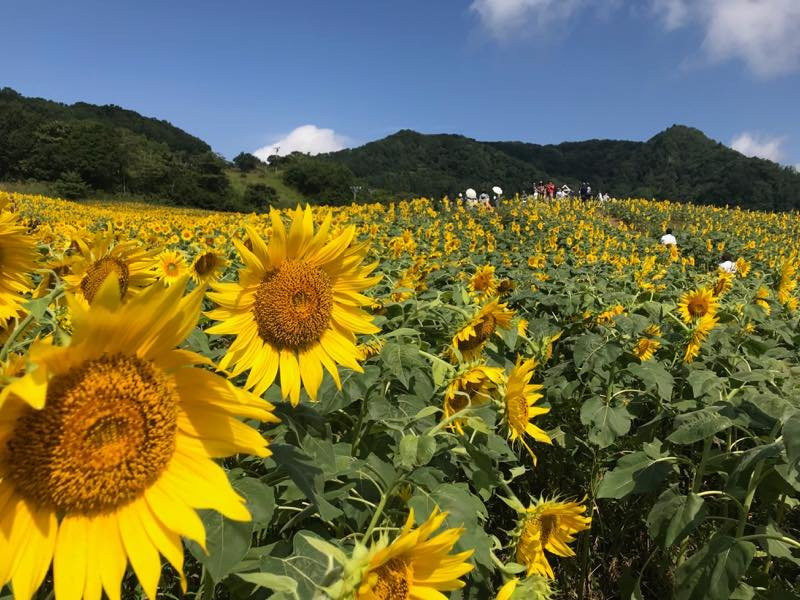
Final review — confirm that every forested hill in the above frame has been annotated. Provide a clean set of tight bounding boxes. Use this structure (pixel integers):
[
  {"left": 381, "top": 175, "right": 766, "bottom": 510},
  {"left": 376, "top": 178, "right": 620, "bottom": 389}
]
[
  {"left": 325, "top": 126, "right": 800, "bottom": 211},
  {"left": 0, "top": 87, "right": 234, "bottom": 209}
]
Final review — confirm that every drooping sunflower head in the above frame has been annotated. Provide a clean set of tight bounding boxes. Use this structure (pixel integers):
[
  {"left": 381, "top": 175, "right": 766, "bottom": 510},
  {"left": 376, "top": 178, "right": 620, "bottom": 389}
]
[
  {"left": 502, "top": 359, "right": 551, "bottom": 464},
  {"left": 207, "top": 206, "right": 381, "bottom": 405},
  {"left": 754, "top": 286, "right": 771, "bottom": 314},
  {"left": 632, "top": 337, "right": 660, "bottom": 362},
  {"left": 450, "top": 299, "right": 515, "bottom": 362},
  {"left": 443, "top": 364, "right": 504, "bottom": 433},
  {"left": 0, "top": 210, "right": 38, "bottom": 328},
  {"left": 513, "top": 498, "right": 592, "bottom": 579},
  {"left": 156, "top": 249, "right": 187, "bottom": 286},
  {"left": 469, "top": 265, "right": 497, "bottom": 301},
  {"left": 677, "top": 287, "right": 717, "bottom": 323},
  {"left": 191, "top": 248, "right": 228, "bottom": 284},
  {"left": 62, "top": 231, "right": 157, "bottom": 306},
  {"left": 684, "top": 313, "right": 718, "bottom": 364},
  {"left": 352, "top": 507, "right": 474, "bottom": 599},
  {"left": 712, "top": 271, "right": 734, "bottom": 297},
  {"left": 0, "top": 276, "right": 277, "bottom": 600}
]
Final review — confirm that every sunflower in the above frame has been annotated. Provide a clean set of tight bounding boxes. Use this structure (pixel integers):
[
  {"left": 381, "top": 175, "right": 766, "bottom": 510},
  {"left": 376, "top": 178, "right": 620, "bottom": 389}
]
[
  {"left": 206, "top": 206, "right": 381, "bottom": 405},
  {"left": 754, "top": 286, "right": 771, "bottom": 315},
  {"left": 502, "top": 359, "right": 551, "bottom": 464},
  {"left": 0, "top": 210, "right": 38, "bottom": 328},
  {"left": 450, "top": 299, "right": 515, "bottom": 362},
  {"left": 514, "top": 499, "right": 591, "bottom": 579},
  {"left": 632, "top": 337, "right": 660, "bottom": 362},
  {"left": 469, "top": 265, "right": 497, "bottom": 301},
  {"left": 0, "top": 275, "right": 277, "bottom": 600},
  {"left": 712, "top": 271, "right": 733, "bottom": 297},
  {"left": 496, "top": 576, "right": 553, "bottom": 600},
  {"left": 62, "top": 230, "right": 156, "bottom": 306},
  {"left": 443, "top": 365, "right": 504, "bottom": 433},
  {"left": 190, "top": 248, "right": 228, "bottom": 285},
  {"left": 677, "top": 287, "right": 717, "bottom": 323},
  {"left": 684, "top": 314, "right": 718, "bottom": 364},
  {"left": 156, "top": 250, "right": 186, "bottom": 287},
  {"left": 354, "top": 508, "right": 474, "bottom": 599}
]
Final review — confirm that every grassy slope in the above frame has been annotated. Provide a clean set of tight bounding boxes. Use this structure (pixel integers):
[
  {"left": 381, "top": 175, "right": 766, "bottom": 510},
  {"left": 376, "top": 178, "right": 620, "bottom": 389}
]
[{"left": 225, "top": 167, "right": 304, "bottom": 206}]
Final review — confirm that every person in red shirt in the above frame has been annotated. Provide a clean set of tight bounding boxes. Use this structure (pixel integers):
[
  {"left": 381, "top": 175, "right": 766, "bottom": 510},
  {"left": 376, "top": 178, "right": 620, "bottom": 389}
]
[{"left": 546, "top": 181, "right": 555, "bottom": 200}]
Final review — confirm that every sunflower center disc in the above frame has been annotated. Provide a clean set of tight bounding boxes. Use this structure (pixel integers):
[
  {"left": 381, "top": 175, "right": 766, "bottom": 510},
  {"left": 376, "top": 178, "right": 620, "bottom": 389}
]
[
  {"left": 458, "top": 315, "right": 496, "bottom": 353},
  {"left": 80, "top": 256, "right": 130, "bottom": 303},
  {"left": 507, "top": 395, "right": 528, "bottom": 433},
  {"left": 372, "top": 557, "right": 412, "bottom": 600},
  {"left": 253, "top": 260, "right": 333, "bottom": 350},
  {"left": 5, "top": 353, "right": 178, "bottom": 514}
]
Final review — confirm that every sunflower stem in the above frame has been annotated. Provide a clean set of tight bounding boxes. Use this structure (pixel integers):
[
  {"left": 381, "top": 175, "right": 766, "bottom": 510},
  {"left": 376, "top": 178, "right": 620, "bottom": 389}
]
[{"left": 363, "top": 479, "right": 399, "bottom": 540}]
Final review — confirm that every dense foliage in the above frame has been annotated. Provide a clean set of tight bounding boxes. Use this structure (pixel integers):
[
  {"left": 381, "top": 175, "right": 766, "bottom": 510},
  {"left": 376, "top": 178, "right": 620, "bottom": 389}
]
[
  {"left": 325, "top": 127, "right": 800, "bottom": 211},
  {"left": 2, "top": 191, "right": 799, "bottom": 600},
  {"left": 0, "top": 88, "right": 239, "bottom": 210}
]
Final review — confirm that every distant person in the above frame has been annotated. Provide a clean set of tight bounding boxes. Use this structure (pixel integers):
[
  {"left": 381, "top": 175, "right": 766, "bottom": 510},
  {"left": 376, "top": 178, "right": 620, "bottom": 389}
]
[
  {"left": 546, "top": 181, "right": 555, "bottom": 200},
  {"left": 719, "top": 253, "right": 737, "bottom": 273},
  {"left": 660, "top": 228, "right": 677, "bottom": 246},
  {"left": 579, "top": 182, "right": 590, "bottom": 201}
]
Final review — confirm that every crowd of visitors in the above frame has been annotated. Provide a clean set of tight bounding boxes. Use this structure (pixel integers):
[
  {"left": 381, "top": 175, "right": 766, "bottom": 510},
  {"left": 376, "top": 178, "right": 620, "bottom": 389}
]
[{"left": 458, "top": 180, "right": 608, "bottom": 209}]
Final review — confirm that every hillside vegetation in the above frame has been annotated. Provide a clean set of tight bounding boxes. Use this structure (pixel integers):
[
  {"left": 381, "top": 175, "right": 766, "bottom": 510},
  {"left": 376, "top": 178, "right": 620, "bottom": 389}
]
[
  {"left": 3, "top": 88, "right": 799, "bottom": 211},
  {"left": 324, "top": 127, "right": 800, "bottom": 211}
]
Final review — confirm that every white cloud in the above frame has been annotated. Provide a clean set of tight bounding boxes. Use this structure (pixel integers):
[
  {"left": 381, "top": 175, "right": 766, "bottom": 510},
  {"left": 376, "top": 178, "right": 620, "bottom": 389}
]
[
  {"left": 700, "top": 0, "right": 800, "bottom": 78},
  {"left": 469, "top": 0, "right": 586, "bottom": 36},
  {"left": 651, "top": 0, "right": 688, "bottom": 30},
  {"left": 253, "top": 125, "right": 349, "bottom": 161},
  {"left": 730, "top": 132, "right": 785, "bottom": 162},
  {"left": 472, "top": 0, "right": 800, "bottom": 77}
]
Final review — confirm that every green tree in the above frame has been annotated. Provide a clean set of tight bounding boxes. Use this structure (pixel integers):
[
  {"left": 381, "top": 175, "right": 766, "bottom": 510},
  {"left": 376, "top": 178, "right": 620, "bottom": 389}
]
[{"left": 232, "top": 152, "right": 262, "bottom": 172}]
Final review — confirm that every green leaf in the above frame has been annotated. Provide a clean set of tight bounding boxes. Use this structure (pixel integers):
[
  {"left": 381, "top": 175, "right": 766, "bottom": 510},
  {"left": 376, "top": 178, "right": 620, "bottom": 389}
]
[
  {"left": 380, "top": 342, "right": 425, "bottom": 387},
  {"left": 757, "top": 521, "right": 800, "bottom": 566},
  {"left": 674, "top": 535, "right": 755, "bottom": 600},
  {"left": 783, "top": 412, "right": 800, "bottom": 466},
  {"left": 233, "top": 477, "right": 275, "bottom": 530},
  {"left": 626, "top": 361, "right": 674, "bottom": 401},
  {"left": 646, "top": 489, "right": 707, "bottom": 548},
  {"left": 187, "top": 510, "right": 254, "bottom": 582},
  {"left": 398, "top": 434, "right": 437, "bottom": 468},
  {"left": 580, "top": 397, "right": 632, "bottom": 449},
  {"left": 270, "top": 443, "right": 342, "bottom": 522},
  {"left": 597, "top": 450, "right": 675, "bottom": 499},
  {"left": 686, "top": 369, "right": 723, "bottom": 399},
  {"left": 667, "top": 408, "right": 734, "bottom": 445},
  {"left": 235, "top": 572, "right": 298, "bottom": 594}
]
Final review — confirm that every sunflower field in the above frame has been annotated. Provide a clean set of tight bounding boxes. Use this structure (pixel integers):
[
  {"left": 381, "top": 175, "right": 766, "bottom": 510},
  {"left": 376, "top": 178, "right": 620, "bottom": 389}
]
[{"left": 1, "top": 191, "right": 799, "bottom": 600}]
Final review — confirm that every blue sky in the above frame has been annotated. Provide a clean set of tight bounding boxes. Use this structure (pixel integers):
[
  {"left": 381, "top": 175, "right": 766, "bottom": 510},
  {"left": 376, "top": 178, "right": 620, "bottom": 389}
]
[{"left": 3, "top": 0, "right": 799, "bottom": 166}]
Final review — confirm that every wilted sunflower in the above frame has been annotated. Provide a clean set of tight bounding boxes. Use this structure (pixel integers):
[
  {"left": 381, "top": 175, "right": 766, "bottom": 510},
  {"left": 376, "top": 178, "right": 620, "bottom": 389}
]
[
  {"left": 514, "top": 499, "right": 592, "bottom": 579},
  {"left": 207, "top": 206, "right": 380, "bottom": 405},
  {"left": 0, "top": 276, "right": 277, "bottom": 600},
  {"left": 450, "top": 299, "right": 515, "bottom": 362},
  {"left": 677, "top": 287, "right": 717, "bottom": 323},
  {"left": 443, "top": 365, "right": 504, "bottom": 433},
  {"left": 632, "top": 337, "right": 660, "bottom": 362},
  {"left": 0, "top": 209, "right": 38, "bottom": 328},
  {"left": 156, "top": 250, "right": 186, "bottom": 286},
  {"left": 502, "top": 359, "right": 551, "bottom": 464},
  {"left": 684, "top": 314, "right": 718, "bottom": 363},
  {"left": 469, "top": 265, "right": 498, "bottom": 302},
  {"left": 354, "top": 508, "right": 474, "bottom": 599},
  {"left": 62, "top": 230, "right": 157, "bottom": 305},
  {"left": 191, "top": 248, "right": 228, "bottom": 285}
]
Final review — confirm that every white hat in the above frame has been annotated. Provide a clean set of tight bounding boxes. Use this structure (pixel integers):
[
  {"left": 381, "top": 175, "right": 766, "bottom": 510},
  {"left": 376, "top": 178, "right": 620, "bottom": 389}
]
[
  {"left": 465, "top": 188, "right": 477, "bottom": 200},
  {"left": 492, "top": 186, "right": 502, "bottom": 195}
]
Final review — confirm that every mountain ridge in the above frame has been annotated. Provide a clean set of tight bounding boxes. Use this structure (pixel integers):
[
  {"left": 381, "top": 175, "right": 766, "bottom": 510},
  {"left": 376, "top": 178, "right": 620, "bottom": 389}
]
[{"left": 322, "top": 125, "right": 800, "bottom": 211}]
